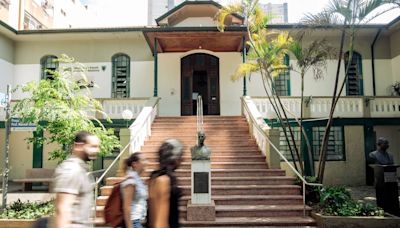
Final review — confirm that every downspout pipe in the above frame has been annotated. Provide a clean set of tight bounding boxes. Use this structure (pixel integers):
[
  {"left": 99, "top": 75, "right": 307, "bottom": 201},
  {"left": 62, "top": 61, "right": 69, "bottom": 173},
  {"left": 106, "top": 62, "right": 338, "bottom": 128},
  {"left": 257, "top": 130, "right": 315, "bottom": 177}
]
[{"left": 371, "top": 28, "right": 382, "bottom": 96}]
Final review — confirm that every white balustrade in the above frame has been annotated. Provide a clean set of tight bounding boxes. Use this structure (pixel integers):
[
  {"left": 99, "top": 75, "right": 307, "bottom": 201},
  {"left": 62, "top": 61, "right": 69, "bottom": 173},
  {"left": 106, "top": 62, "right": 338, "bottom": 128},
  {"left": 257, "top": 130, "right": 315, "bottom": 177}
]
[
  {"left": 102, "top": 99, "right": 147, "bottom": 119},
  {"left": 253, "top": 97, "right": 301, "bottom": 119},
  {"left": 309, "top": 97, "right": 364, "bottom": 118},
  {"left": 370, "top": 97, "right": 400, "bottom": 118},
  {"left": 129, "top": 97, "right": 160, "bottom": 153}
]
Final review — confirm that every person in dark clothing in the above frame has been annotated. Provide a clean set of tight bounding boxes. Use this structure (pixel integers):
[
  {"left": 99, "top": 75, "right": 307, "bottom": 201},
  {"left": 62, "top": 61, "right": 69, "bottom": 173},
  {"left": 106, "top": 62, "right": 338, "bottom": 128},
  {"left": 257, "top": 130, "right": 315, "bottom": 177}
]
[
  {"left": 147, "top": 139, "right": 183, "bottom": 228},
  {"left": 369, "top": 137, "right": 394, "bottom": 165}
]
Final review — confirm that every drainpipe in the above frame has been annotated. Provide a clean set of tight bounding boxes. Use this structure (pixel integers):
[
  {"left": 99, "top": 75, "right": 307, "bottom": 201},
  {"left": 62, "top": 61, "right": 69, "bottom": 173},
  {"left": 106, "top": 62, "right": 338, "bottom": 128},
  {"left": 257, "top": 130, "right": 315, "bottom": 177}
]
[
  {"left": 371, "top": 28, "right": 382, "bottom": 96},
  {"left": 153, "top": 37, "right": 158, "bottom": 97},
  {"left": 242, "top": 35, "right": 247, "bottom": 96}
]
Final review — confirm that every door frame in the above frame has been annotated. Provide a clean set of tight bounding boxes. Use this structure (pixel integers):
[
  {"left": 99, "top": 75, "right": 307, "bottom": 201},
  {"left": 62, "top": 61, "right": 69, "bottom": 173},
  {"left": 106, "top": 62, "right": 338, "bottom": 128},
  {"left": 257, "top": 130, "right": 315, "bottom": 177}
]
[{"left": 180, "top": 53, "right": 220, "bottom": 116}]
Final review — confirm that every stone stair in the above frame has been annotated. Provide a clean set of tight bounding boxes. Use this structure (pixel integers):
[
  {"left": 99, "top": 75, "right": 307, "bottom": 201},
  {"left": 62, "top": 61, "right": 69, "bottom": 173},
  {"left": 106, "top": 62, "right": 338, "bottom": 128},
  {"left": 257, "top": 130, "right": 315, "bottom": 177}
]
[{"left": 95, "top": 116, "right": 315, "bottom": 226}]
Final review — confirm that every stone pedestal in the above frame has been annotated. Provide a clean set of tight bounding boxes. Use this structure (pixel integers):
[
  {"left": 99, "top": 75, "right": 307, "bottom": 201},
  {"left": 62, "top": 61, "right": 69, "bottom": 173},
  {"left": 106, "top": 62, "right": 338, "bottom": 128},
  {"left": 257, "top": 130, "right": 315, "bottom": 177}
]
[
  {"left": 187, "top": 200, "right": 216, "bottom": 221},
  {"left": 187, "top": 160, "right": 216, "bottom": 221}
]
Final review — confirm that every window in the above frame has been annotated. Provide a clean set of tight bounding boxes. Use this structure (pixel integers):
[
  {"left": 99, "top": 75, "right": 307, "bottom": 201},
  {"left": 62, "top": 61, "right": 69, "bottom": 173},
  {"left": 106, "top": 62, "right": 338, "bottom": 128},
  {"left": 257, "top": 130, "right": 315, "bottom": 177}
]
[
  {"left": 279, "top": 126, "right": 301, "bottom": 161},
  {"left": 40, "top": 55, "right": 58, "bottom": 80},
  {"left": 60, "top": 9, "right": 66, "bottom": 16},
  {"left": 345, "top": 51, "right": 363, "bottom": 96},
  {"left": 273, "top": 54, "right": 290, "bottom": 96},
  {"left": 112, "top": 53, "right": 130, "bottom": 98},
  {"left": 24, "top": 13, "right": 45, "bottom": 30},
  {"left": 312, "top": 126, "right": 345, "bottom": 161}
]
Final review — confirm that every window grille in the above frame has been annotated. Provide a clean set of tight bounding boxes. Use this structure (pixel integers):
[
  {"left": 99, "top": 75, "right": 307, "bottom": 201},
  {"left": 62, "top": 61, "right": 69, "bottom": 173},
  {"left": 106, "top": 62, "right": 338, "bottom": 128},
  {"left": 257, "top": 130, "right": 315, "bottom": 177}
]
[
  {"left": 312, "top": 126, "right": 345, "bottom": 161},
  {"left": 273, "top": 54, "right": 290, "bottom": 96},
  {"left": 279, "top": 126, "right": 301, "bottom": 161},
  {"left": 112, "top": 53, "right": 130, "bottom": 98},
  {"left": 40, "top": 55, "right": 58, "bottom": 80},
  {"left": 345, "top": 51, "right": 363, "bottom": 96}
]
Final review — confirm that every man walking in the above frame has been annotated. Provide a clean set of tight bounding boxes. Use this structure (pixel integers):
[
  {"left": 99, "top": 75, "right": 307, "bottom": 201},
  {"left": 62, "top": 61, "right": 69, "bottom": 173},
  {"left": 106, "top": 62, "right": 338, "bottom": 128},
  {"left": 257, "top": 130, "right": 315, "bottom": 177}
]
[{"left": 53, "top": 131, "right": 101, "bottom": 228}]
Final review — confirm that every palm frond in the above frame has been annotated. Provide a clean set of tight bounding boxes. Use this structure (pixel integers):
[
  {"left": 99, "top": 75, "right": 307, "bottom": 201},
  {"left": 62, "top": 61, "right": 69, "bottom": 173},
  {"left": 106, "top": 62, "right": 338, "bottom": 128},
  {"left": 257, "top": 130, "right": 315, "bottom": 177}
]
[
  {"left": 231, "top": 62, "right": 260, "bottom": 81},
  {"left": 215, "top": 3, "right": 243, "bottom": 32}
]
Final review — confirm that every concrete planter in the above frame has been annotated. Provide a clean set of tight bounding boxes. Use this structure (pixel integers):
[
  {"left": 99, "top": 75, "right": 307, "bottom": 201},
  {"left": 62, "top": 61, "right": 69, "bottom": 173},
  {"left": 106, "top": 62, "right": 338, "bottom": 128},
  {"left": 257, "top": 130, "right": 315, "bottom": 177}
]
[
  {"left": 0, "top": 219, "right": 36, "bottom": 228},
  {"left": 312, "top": 212, "right": 400, "bottom": 228}
]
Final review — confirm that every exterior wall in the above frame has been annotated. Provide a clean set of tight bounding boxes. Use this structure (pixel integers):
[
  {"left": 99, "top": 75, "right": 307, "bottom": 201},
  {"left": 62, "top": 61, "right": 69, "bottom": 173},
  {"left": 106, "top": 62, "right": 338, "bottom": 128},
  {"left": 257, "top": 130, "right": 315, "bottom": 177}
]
[
  {"left": 0, "top": 33, "right": 14, "bottom": 92},
  {"left": 281, "top": 126, "right": 366, "bottom": 186},
  {"left": 391, "top": 29, "right": 400, "bottom": 83},
  {"left": 5, "top": 131, "right": 33, "bottom": 180},
  {"left": 12, "top": 36, "right": 153, "bottom": 99},
  {"left": 157, "top": 50, "right": 242, "bottom": 116},
  {"left": 175, "top": 17, "right": 216, "bottom": 27}
]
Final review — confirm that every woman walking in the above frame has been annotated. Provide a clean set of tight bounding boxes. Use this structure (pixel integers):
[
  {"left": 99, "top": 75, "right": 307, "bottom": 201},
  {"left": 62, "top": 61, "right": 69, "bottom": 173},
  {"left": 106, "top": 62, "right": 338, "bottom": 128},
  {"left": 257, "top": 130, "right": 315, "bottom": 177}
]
[
  {"left": 147, "top": 139, "right": 184, "bottom": 228},
  {"left": 121, "top": 152, "right": 148, "bottom": 228}
]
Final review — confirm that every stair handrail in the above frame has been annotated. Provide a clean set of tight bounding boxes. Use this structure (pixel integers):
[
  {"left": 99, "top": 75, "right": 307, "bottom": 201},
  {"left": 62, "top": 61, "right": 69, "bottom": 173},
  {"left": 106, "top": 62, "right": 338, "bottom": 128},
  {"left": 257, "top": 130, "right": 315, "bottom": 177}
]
[
  {"left": 196, "top": 95, "right": 204, "bottom": 144},
  {"left": 93, "top": 97, "right": 160, "bottom": 219},
  {"left": 241, "top": 96, "right": 322, "bottom": 217}
]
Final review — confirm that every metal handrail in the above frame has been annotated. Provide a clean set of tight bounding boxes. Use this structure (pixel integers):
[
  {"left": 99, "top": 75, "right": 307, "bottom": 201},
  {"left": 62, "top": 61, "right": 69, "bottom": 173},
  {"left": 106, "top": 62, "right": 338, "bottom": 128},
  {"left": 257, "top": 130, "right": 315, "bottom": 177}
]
[
  {"left": 196, "top": 95, "right": 204, "bottom": 144},
  {"left": 241, "top": 97, "right": 322, "bottom": 216}
]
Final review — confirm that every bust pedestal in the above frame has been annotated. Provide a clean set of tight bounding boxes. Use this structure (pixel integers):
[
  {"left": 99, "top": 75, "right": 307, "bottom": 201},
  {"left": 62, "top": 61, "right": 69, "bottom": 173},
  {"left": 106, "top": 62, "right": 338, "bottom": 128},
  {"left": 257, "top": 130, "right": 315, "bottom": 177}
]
[{"left": 187, "top": 160, "right": 215, "bottom": 221}]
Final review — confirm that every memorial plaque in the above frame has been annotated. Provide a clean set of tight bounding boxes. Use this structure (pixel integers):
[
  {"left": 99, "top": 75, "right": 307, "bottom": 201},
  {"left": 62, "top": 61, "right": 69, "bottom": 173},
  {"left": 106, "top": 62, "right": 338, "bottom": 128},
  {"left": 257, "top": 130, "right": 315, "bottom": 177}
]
[
  {"left": 194, "top": 172, "right": 209, "bottom": 193},
  {"left": 384, "top": 172, "right": 397, "bottom": 183}
]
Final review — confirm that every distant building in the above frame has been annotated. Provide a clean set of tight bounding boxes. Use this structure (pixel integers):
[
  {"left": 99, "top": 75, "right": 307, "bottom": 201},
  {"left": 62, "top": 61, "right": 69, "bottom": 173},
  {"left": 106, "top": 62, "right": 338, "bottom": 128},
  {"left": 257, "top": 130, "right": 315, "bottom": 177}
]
[
  {"left": 260, "top": 2, "right": 288, "bottom": 24},
  {"left": 0, "top": 0, "right": 91, "bottom": 30}
]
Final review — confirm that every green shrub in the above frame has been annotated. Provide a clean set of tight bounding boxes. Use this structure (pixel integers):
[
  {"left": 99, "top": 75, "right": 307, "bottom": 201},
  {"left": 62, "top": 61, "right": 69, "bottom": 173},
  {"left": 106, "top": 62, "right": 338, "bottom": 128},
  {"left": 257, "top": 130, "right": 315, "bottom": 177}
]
[
  {"left": 319, "top": 186, "right": 384, "bottom": 217},
  {"left": 0, "top": 199, "right": 55, "bottom": 219}
]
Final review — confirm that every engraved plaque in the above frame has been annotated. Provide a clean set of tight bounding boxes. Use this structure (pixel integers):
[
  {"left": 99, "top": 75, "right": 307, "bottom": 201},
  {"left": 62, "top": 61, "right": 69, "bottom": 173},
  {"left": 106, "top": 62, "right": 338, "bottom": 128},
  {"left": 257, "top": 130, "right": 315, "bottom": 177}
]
[{"left": 194, "top": 172, "right": 209, "bottom": 193}]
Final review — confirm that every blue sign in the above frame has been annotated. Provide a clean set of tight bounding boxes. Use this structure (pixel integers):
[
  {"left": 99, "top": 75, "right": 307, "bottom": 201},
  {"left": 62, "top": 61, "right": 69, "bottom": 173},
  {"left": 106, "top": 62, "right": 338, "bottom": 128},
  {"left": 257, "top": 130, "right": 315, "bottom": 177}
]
[{"left": 10, "top": 118, "right": 37, "bottom": 131}]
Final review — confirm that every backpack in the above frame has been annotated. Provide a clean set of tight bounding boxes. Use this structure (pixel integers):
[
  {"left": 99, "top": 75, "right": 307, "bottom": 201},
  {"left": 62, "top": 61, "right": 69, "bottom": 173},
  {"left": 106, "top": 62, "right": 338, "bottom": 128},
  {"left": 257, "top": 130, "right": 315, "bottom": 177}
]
[{"left": 104, "top": 183, "right": 124, "bottom": 228}]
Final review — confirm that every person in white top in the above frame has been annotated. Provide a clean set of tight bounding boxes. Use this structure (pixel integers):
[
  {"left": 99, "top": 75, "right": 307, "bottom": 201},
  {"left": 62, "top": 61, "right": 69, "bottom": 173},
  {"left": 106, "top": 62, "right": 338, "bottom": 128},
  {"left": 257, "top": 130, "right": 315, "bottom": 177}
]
[{"left": 121, "top": 152, "right": 148, "bottom": 228}]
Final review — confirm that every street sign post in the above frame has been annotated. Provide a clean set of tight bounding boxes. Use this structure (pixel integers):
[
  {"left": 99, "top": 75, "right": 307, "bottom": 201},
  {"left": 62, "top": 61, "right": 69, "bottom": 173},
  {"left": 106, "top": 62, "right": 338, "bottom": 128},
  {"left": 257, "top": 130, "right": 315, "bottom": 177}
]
[
  {"left": 10, "top": 118, "right": 37, "bottom": 131},
  {"left": 2, "top": 85, "right": 11, "bottom": 209}
]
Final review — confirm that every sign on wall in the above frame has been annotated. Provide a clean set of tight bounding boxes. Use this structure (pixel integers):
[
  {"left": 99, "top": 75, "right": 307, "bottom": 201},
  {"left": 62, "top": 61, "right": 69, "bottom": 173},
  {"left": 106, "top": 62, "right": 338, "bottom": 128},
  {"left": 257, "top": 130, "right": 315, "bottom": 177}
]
[{"left": 10, "top": 118, "right": 37, "bottom": 131}]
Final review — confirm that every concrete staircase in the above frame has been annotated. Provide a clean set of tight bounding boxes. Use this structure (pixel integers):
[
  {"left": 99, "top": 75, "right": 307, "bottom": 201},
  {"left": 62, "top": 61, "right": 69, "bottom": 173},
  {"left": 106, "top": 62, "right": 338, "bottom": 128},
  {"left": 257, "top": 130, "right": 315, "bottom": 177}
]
[{"left": 95, "top": 116, "right": 315, "bottom": 227}]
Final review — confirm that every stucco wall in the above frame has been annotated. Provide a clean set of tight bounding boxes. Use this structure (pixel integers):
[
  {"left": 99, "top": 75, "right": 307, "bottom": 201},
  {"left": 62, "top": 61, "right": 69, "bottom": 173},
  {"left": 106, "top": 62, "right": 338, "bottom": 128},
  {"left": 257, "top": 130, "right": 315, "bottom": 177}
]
[
  {"left": 392, "top": 55, "right": 400, "bottom": 83},
  {"left": 175, "top": 17, "right": 216, "bottom": 27},
  {"left": 281, "top": 126, "right": 366, "bottom": 186},
  {"left": 0, "top": 33, "right": 14, "bottom": 63},
  {"left": 157, "top": 50, "right": 242, "bottom": 116},
  {"left": 14, "top": 35, "right": 152, "bottom": 64}
]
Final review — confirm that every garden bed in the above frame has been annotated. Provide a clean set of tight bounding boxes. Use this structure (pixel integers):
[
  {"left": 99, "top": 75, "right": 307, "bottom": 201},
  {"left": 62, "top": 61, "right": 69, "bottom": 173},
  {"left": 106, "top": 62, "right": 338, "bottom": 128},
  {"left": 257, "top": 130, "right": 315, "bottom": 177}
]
[
  {"left": 312, "top": 212, "right": 400, "bottom": 228},
  {"left": 0, "top": 219, "right": 36, "bottom": 228}
]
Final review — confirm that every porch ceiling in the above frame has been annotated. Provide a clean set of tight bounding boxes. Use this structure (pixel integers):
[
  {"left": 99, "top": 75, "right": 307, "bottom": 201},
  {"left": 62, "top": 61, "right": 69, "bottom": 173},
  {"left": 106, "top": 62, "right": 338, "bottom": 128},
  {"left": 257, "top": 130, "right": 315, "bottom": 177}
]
[{"left": 144, "top": 31, "right": 248, "bottom": 53}]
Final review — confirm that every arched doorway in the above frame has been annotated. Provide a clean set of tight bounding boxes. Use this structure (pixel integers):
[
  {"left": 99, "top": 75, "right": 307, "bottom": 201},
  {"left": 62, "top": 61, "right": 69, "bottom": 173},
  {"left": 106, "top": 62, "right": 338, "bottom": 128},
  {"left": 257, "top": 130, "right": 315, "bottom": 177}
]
[{"left": 181, "top": 53, "right": 220, "bottom": 116}]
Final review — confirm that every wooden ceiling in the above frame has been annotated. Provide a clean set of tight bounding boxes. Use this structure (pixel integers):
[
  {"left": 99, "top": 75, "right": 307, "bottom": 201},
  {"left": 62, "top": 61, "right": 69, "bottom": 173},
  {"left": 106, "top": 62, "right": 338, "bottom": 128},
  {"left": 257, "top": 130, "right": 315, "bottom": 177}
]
[{"left": 145, "top": 31, "right": 248, "bottom": 53}]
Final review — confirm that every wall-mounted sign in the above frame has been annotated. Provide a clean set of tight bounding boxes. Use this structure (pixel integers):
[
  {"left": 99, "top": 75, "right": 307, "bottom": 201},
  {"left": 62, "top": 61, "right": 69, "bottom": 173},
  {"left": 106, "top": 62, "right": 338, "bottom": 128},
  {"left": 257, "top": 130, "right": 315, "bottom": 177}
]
[{"left": 10, "top": 118, "right": 37, "bottom": 131}]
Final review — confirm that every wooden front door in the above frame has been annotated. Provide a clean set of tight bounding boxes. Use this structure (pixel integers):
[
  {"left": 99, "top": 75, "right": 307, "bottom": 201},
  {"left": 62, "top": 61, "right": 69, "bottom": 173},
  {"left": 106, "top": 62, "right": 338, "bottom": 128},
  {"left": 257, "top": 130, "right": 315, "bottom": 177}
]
[{"left": 181, "top": 54, "right": 220, "bottom": 116}]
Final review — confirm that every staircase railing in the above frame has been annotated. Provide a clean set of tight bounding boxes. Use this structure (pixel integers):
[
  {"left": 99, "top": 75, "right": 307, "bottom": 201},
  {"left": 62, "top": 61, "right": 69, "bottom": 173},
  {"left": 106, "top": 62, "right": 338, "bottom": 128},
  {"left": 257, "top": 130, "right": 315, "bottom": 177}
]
[
  {"left": 93, "top": 97, "right": 160, "bottom": 219},
  {"left": 241, "top": 96, "right": 322, "bottom": 217},
  {"left": 196, "top": 95, "right": 204, "bottom": 144}
]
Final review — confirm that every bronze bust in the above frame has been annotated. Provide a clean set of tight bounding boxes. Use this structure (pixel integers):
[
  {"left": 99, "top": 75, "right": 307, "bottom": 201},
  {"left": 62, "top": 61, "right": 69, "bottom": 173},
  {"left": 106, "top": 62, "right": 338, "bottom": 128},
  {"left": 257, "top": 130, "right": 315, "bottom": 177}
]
[{"left": 191, "top": 131, "right": 211, "bottom": 160}]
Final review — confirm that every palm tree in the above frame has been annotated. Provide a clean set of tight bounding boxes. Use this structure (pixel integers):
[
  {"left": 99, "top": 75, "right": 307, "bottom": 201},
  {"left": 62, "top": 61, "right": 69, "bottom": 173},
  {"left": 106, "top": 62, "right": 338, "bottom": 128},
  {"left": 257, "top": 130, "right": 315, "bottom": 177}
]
[
  {"left": 288, "top": 35, "right": 335, "bottom": 176},
  {"left": 217, "top": 0, "right": 305, "bottom": 174},
  {"left": 304, "top": 0, "right": 400, "bottom": 183}
]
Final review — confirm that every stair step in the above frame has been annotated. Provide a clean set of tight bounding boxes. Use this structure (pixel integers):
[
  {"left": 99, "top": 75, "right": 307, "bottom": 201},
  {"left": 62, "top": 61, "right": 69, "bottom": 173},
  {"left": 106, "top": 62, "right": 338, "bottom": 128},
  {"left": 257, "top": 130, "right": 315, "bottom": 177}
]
[
  {"left": 179, "top": 195, "right": 303, "bottom": 206},
  {"left": 145, "top": 155, "right": 266, "bottom": 162},
  {"left": 214, "top": 205, "right": 311, "bottom": 217},
  {"left": 179, "top": 216, "right": 315, "bottom": 226},
  {"left": 145, "top": 162, "right": 268, "bottom": 169}
]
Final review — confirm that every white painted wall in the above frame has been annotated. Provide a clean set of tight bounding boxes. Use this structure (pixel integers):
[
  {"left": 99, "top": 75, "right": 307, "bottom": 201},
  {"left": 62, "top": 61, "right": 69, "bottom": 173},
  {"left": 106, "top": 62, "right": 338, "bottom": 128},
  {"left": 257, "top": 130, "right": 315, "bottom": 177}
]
[
  {"left": 392, "top": 55, "right": 400, "bottom": 84},
  {"left": 175, "top": 17, "right": 216, "bottom": 27},
  {"left": 247, "top": 58, "right": 394, "bottom": 97},
  {"left": 157, "top": 50, "right": 242, "bottom": 116},
  {"left": 12, "top": 61, "right": 154, "bottom": 99},
  {"left": 374, "top": 125, "right": 400, "bottom": 177},
  {"left": 0, "top": 59, "right": 14, "bottom": 93}
]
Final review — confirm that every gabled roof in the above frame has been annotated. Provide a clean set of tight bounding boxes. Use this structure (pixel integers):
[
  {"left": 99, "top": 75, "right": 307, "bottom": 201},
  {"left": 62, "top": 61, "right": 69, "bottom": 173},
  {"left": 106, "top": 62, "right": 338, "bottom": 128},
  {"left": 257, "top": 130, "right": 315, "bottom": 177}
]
[{"left": 155, "top": 0, "right": 244, "bottom": 26}]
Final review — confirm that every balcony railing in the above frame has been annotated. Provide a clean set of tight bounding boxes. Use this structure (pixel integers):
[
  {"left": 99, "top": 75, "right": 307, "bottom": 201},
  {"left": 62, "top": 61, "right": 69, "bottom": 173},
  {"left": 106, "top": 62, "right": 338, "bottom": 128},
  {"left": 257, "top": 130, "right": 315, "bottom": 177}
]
[
  {"left": 251, "top": 96, "right": 400, "bottom": 119},
  {"left": 0, "top": 98, "right": 150, "bottom": 121}
]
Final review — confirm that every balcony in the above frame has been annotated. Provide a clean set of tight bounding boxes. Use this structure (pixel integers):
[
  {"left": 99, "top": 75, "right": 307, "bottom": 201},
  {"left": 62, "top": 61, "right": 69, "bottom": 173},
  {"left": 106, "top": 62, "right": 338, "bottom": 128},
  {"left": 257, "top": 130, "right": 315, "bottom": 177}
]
[
  {"left": 0, "top": 98, "right": 149, "bottom": 121},
  {"left": 251, "top": 96, "right": 400, "bottom": 119}
]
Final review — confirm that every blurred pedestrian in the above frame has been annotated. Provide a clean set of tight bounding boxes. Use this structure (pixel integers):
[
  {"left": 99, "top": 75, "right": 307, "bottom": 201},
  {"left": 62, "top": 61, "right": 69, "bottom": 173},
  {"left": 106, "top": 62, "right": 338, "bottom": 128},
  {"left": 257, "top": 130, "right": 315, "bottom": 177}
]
[
  {"left": 121, "top": 152, "right": 148, "bottom": 228},
  {"left": 147, "top": 139, "right": 184, "bottom": 228},
  {"left": 53, "top": 131, "right": 100, "bottom": 228}
]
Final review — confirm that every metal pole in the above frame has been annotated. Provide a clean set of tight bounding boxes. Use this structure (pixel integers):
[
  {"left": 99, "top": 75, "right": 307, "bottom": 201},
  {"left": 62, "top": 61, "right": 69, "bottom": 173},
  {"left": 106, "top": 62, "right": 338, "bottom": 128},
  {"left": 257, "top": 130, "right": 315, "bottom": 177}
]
[
  {"left": 242, "top": 35, "right": 247, "bottom": 96},
  {"left": 2, "top": 84, "right": 11, "bottom": 209}
]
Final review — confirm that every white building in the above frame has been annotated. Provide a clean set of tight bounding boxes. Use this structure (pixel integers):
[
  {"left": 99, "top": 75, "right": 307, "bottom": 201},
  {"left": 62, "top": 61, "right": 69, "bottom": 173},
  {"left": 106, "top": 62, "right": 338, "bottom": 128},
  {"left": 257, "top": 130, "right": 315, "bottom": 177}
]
[{"left": 260, "top": 2, "right": 288, "bottom": 23}]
